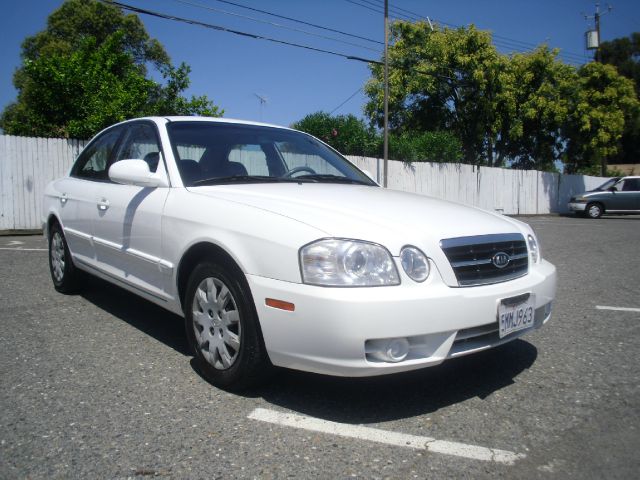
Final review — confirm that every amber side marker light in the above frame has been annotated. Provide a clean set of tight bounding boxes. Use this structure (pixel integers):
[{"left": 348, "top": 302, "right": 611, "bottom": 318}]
[{"left": 265, "top": 298, "right": 295, "bottom": 312}]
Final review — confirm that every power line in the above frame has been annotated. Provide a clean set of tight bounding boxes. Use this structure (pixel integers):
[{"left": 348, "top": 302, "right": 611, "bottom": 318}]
[
  {"left": 174, "top": 0, "right": 381, "bottom": 53},
  {"left": 357, "top": 0, "right": 425, "bottom": 21},
  {"left": 107, "top": 1, "right": 379, "bottom": 64},
  {"left": 104, "top": 1, "right": 551, "bottom": 84},
  {"left": 344, "top": 0, "right": 421, "bottom": 23},
  {"left": 204, "top": 0, "right": 383, "bottom": 45},
  {"left": 329, "top": 87, "right": 363, "bottom": 115},
  {"left": 344, "top": 0, "right": 384, "bottom": 16},
  {"left": 107, "top": 1, "right": 466, "bottom": 84},
  {"left": 363, "top": 0, "right": 588, "bottom": 63}
]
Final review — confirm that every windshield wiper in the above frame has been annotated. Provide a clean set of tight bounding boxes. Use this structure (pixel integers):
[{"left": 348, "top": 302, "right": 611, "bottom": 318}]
[
  {"left": 191, "top": 175, "right": 287, "bottom": 186},
  {"left": 293, "top": 174, "right": 372, "bottom": 185}
]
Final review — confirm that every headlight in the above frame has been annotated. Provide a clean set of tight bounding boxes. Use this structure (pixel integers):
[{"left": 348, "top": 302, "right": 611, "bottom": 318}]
[
  {"left": 300, "top": 239, "right": 400, "bottom": 286},
  {"left": 527, "top": 234, "right": 540, "bottom": 264},
  {"left": 400, "top": 246, "right": 430, "bottom": 282}
]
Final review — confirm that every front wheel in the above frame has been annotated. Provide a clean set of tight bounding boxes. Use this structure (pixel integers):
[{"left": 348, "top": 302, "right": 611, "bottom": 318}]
[
  {"left": 184, "top": 261, "right": 271, "bottom": 391},
  {"left": 48, "top": 222, "right": 81, "bottom": 293},
  {"left": 586, "top": 202, "right": 603, "bottom": 219}
]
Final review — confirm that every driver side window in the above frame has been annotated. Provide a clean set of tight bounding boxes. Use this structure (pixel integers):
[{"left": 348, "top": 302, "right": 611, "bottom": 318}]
[{"left": 115, "top": 123, "right": 162, "bottom": 172}]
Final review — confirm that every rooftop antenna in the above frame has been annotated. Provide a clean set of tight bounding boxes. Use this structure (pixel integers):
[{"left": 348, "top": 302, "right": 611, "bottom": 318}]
[{"left": 253, "top": 93, "right": 268, "bottom": 121}]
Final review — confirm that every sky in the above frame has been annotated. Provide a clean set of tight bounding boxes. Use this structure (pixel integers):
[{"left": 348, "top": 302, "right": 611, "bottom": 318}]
[{"left": 1, "top": 0, "right": 639, "bottom": 129}]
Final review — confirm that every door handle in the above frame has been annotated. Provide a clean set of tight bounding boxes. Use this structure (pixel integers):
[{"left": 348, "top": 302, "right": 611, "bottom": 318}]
[{"left": 97, "top": 199, "right": 110, "bottom": 211}]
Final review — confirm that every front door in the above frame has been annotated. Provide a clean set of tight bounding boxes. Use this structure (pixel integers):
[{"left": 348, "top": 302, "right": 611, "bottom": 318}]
[
  {"left": 91, "top": 122, "right": 170, "bottom": 298},
  {"left": 61, "top": 126, "right": 124, "bottom": 267}
]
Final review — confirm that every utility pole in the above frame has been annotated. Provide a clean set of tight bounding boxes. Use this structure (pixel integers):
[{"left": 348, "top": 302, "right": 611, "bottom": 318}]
[
  {"left": 584, "top": 3, "right": 612, "bottom": 63},
  {"left": 583, "top": 3, "right": 613, "bottom": 175},
  {"left": 383, "top": 0, "right": 389, "bottom": 187},
  {"left": 594, "top": 5, "right": 601, "bottom": 62}
]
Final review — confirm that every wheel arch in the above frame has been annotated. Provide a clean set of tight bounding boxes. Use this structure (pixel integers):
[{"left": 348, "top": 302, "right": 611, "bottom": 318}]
[
  {"left": 176, "top": 242, "right": 248, "bottom": 311},
  {"left": 46, "top": 213, "right": 63, "bottom": 238}
]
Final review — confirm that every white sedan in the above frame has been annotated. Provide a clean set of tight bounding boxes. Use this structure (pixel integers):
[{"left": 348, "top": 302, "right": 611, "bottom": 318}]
[{"left": 43, "top": 116, "right": 557, "bottom": 390}]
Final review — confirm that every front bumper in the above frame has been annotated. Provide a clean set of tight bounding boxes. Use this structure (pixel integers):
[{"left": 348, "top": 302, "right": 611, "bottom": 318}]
[
  {"left": 568, "top": 202, "right": 587, "bottom": 212},
  {"left": 247, "top": 259, "right": 557, "bottom": 377}
]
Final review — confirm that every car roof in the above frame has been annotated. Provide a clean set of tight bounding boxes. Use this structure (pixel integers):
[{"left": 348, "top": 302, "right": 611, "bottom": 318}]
[{"left": 126, "top": 116, "right": 293, "bottom": 132}]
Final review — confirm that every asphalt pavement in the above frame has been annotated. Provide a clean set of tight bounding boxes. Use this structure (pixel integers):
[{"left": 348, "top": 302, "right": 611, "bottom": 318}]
[{"left": 1, "top": 215, "right": 638, "bottom": 479}]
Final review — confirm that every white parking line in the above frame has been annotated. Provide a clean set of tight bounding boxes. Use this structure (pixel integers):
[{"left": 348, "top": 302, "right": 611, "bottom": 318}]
[
  {"left": 248, "top": 408, "right": 525, "bottom": 465},
  {"left": 0, "top": 247, "right": 47, "bottom": 251},
  {"left": 596, "top": 305, "right": 640, "bottom": 313}
]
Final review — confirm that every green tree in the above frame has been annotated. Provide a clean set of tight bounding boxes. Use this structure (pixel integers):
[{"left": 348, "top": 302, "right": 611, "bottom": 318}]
[
  {"left": 292, "top": 111, "right": 462, "bottom": 162},
  {"left": 388, "top": 131, "right": 462, "bottom": 163},
  {"left": 564, "top": 62, "right": 639, "bottom": 174},
  {"left": 600, "top": 33, "right": 640, "bottom": 95},
  {"left": 292, "top": 112, "right": 379, "bottom": 157},
  {"left": 496, "top": 47, "right": 576, "bottom": 171},
  {"left": 1, "top": 0, "right": 221, "bottom": 138},
  {"left": 364, "top": 22, "right": 505, "bottom": 165},
  {"left": 599, "top": 33, "right": 640, "bottom": 165}
]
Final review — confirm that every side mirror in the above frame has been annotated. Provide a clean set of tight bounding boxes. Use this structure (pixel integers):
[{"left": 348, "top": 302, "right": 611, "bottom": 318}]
[
  {"left": 109, "top": 159, "right": 168, "bottom": 188},
  {"left": 608, "top": 186, "right": 617, "bottom": 192}
]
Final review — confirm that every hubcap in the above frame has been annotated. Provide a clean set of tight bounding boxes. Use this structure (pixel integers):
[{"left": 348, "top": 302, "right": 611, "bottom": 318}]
[
  {"left": 588, "top": 205, "right": 601, "bottom": 218},
  {"left": 192, "top": 277, "right": 241, "bottom": 370},
  {"left": 50, "top": 232, "right": 65, "bottom": 282}
]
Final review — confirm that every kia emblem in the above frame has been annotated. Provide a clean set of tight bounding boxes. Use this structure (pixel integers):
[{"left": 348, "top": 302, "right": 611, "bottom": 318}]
[{"left": 492, "top": 252, "right": 510, "bottom": 269}]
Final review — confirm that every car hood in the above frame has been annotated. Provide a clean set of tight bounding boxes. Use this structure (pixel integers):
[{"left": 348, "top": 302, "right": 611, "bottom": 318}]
[{"left": 188, "top": 183, "right": 528, "bottom": 254}]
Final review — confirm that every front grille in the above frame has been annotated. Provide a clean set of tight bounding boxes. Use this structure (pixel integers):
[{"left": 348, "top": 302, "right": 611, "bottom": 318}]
[{"left": 440, "top": 233, "right": 529, "bottom": 287}]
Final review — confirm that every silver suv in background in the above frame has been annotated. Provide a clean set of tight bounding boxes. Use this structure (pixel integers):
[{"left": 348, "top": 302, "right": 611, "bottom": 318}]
[{"left": 569, "top": 176, "right": 640, "bottom": 218}]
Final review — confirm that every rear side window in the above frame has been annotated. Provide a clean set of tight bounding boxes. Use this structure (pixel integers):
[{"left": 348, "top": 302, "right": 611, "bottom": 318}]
[{"left": 71, "top": 127, "right": 123, "bottom": 181}]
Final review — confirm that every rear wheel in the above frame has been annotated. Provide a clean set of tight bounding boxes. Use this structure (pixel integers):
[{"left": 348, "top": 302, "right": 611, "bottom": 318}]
[
  {"left": 586, "top": 202, "right": 603, "bottom": 219},
  {"left": 184, "top": 261, "right": 271, "bottom": 391},
  {"left": 48, "top": 222, "right": 81, "bottom": 293}
]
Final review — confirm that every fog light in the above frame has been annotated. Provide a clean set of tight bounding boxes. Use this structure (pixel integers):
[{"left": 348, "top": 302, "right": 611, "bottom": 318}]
[{"left": 385, "top": 338, "right": 410, "bottom": 362}]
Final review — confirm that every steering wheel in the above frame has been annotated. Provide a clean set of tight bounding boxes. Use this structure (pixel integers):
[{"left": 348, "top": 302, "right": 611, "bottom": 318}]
[{"left": 283, "top": 166, "right": 317, "bottom": 178}]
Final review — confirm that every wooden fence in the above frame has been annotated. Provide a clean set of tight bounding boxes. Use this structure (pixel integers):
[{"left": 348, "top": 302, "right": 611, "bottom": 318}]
[{"left": 0, "top": 134, "right": 606, "bottom": 231}]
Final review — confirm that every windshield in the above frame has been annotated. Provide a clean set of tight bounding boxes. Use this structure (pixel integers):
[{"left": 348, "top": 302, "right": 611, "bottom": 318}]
[
  {"left": 595, "top": 178, "right": 620, "bottom": 191},
  {"left": 166, "top": 122, "right": 377, "bottom": 187}
]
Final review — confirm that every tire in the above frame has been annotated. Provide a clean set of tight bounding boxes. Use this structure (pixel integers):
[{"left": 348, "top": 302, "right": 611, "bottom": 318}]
[
  {"left": 586, "top": 202, "right": 603, "bottom": 219},
  {"left": 48, "top": 222, "right": 81, "bottom": 293},
  {"left": 184, "top": 261, "right": 271, "bottom": 391}
]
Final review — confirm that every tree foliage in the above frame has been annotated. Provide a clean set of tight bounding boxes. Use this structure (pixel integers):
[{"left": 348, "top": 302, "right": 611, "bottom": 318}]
[
  {"left": 1, "top": 0, "right": 222, "bottom": 138},
  {"left": 365, "top": 22, "right": 503, "bottom": 166},
  {"left": 292, "top": 111, "right": 462, "bottom": 163},
  {"left": 564, "top": 62, "right": 639, "bottom": 174},
  {"left": 364, "top": 21, "right": 639, "bottom": 173},
  {"left": 599, "top": 32, "right": 640, "bottom": 165},
  {"left": 292, "top": 112, "right": 379, "bottom": 157},
  {"left": 600, "top": 33, "right": 640, "bottom": 96},
  {"left": 387, "top": 131, "right": 462, "bottom": 163},
  {"left": 496, "top": 47, "right": 576, "bottom": 170}
]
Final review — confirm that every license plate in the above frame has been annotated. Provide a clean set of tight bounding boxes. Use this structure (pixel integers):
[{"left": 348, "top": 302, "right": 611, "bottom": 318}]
[{"left": 498, "top": 295, "right": 535, "bottom": 338}]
